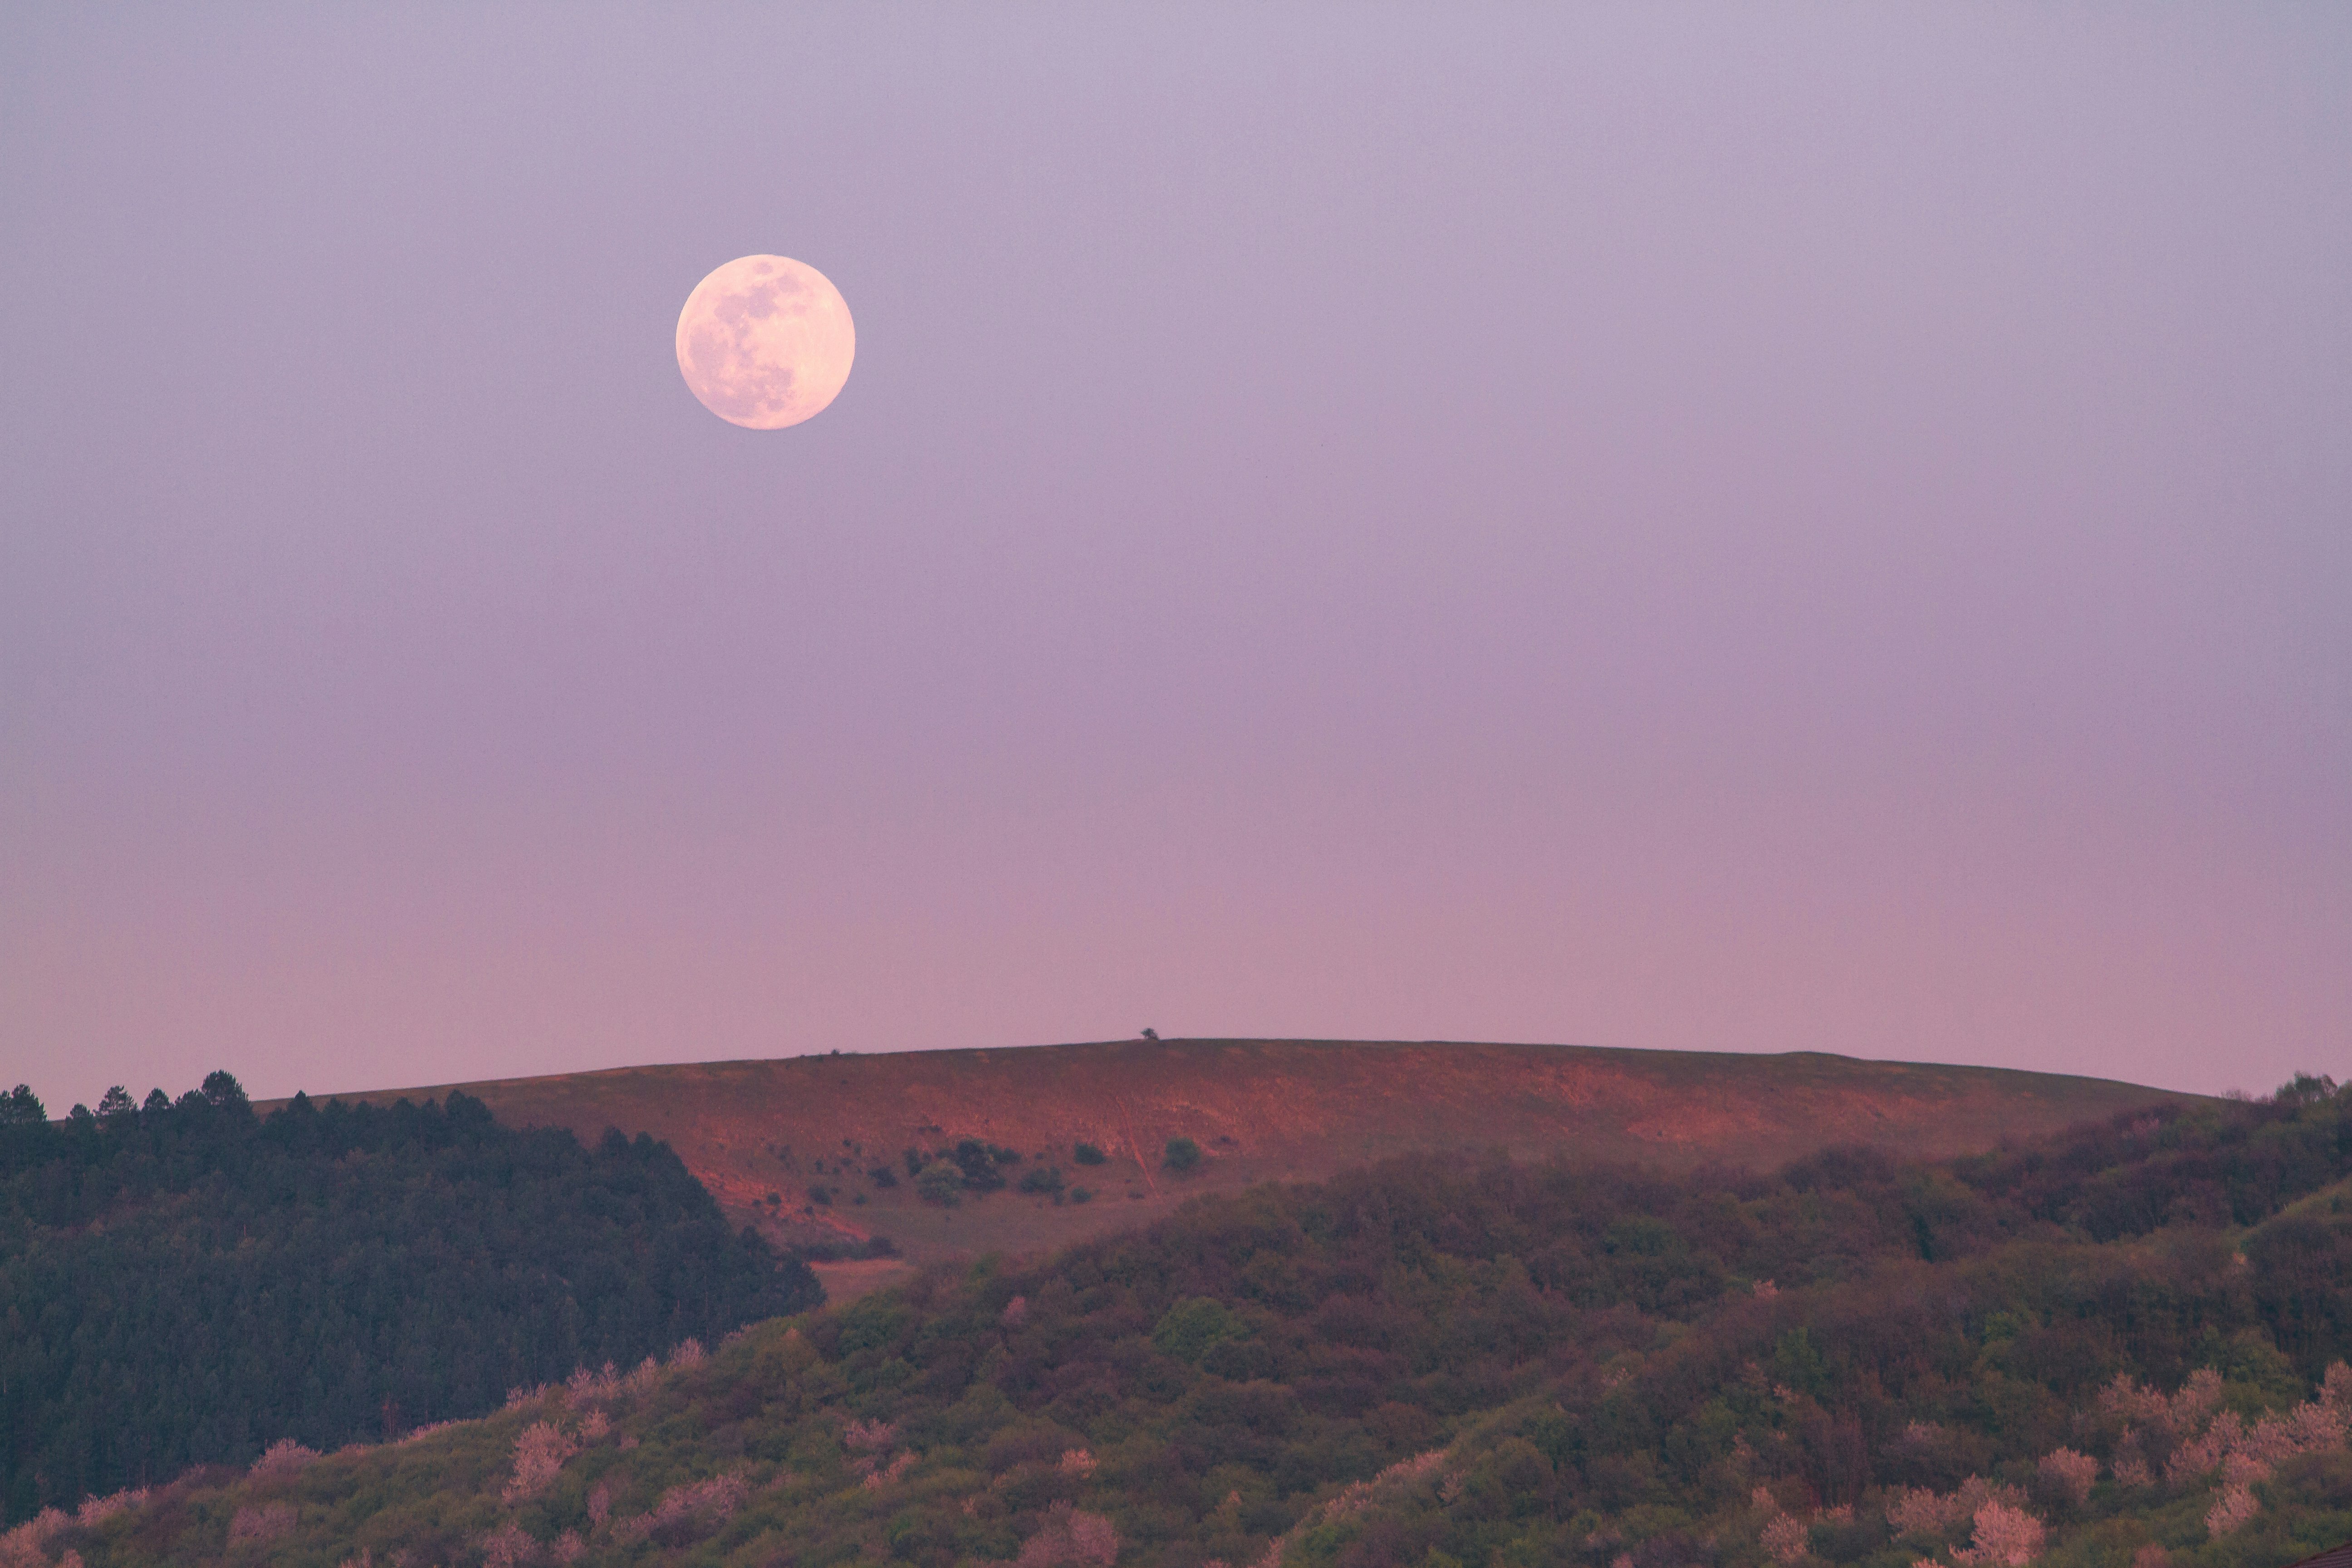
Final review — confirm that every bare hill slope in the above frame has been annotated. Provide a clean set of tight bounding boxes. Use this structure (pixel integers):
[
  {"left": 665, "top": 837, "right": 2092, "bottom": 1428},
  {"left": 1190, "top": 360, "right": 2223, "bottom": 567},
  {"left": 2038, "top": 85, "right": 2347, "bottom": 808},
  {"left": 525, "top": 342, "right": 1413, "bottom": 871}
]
[{"left": 283, "top": 1039, "right": 2193, "bottom": 1287}]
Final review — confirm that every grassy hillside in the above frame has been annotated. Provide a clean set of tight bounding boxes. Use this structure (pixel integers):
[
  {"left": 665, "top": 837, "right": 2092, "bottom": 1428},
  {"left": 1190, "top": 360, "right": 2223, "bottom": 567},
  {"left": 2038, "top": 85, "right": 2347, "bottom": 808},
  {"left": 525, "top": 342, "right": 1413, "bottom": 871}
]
[
  {"left": 27, "top": 1073, "right": 2352, "bottom": 1568},
  {"left": 281, "top": 1040, "right": 2194, "bottom": 1281}
]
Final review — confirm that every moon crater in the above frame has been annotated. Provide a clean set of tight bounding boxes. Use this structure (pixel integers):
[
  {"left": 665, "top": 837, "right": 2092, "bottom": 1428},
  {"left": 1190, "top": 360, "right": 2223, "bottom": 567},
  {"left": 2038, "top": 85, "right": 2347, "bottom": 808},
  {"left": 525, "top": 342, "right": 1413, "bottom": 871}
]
[{"left": 675, "top": 255, "right": 854, "bottom": 429}]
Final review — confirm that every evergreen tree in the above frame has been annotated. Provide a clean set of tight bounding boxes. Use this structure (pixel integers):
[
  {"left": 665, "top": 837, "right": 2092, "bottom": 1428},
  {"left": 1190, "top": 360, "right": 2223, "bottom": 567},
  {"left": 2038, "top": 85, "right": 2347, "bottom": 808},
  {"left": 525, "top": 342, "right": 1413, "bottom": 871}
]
[{"left": 0, "top": 1073, "right": 820, "bottom": 1523}]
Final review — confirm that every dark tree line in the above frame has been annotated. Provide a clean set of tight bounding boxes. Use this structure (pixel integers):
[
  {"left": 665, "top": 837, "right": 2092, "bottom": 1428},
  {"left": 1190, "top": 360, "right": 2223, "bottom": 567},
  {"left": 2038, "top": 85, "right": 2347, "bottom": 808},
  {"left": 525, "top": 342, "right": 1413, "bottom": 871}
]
[{"left": 0, "top": 1073, "right": 821, "bottom": 1524}]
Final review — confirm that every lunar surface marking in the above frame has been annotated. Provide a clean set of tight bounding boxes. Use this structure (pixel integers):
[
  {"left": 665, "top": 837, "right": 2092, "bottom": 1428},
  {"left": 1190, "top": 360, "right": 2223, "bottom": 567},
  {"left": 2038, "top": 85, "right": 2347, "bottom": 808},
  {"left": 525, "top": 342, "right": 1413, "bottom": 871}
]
[{"left": 676, "top": 255, "right": 854, "bottom": 429}]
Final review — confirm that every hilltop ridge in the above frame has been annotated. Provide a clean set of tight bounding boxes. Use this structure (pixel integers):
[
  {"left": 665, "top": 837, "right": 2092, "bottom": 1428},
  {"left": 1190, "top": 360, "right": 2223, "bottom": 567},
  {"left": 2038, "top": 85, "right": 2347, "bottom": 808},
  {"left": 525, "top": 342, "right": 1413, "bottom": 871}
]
[{"left": 281, "top": 1039, "right": 2193, "bottom": 1280}]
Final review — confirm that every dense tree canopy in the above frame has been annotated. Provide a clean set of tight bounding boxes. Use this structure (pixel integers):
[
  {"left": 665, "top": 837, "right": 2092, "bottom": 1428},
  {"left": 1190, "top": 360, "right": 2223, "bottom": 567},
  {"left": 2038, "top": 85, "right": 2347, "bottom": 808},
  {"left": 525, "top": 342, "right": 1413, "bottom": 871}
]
[
  {"left": 0, "top": 1074, "right": 820, "bottom": 1524},
  {"left": 18, "top": 1075, "right": 2352, "bottom": 1568}
]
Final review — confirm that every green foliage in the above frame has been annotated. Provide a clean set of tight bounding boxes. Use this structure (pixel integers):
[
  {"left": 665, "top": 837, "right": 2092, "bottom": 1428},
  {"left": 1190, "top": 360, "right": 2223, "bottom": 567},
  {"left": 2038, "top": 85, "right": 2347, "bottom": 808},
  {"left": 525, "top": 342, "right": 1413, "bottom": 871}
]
[
  {"left": 1165, "top": 1136, "right": 1203, "bottom": 1174},
  {"left": 1152, "top": 1297, "right": 1247, "bottom": 1364},
  {"left": 1771, "top": 1326, "right": 1832, "bottom": 1399},
  {"left": 916, "top": 1160, "right": 968, "bottom": 1206},
  {"left": 1073, "top": 1142, "right": 1108, "bottom": 1166},
  {"left": 0, "top": 1073, "right": 818, "bottom": 1525},
  {"left": 788, "top": 1232, "right": 900, "bottom": 1263},
  {"left": 30, "top": 1074, "right": 2352, "bottom": 1568},
  {"left": 954, "top": 1138, "right": 1010, "bottom": 1191},
  {"left": 2205, "top": 1326, "right": 2305, "bottom": 1404}
]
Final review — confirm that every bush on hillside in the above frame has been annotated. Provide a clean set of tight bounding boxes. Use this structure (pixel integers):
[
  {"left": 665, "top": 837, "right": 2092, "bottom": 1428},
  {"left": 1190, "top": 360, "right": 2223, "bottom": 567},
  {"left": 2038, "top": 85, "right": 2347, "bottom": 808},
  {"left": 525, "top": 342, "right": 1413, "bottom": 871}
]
[{"left": 916, "top": 1160, "right": 967, "bottom": 1206}]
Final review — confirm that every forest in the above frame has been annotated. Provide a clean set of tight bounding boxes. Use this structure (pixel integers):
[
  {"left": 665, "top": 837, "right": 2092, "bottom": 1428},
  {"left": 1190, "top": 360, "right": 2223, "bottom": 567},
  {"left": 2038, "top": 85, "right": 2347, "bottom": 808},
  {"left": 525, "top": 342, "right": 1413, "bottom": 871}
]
[
  {"left": 11, "top": 1075, "right": 2352, "bottom": 1568},
  {"left": 0, "top": 1074, "right": 820, "bottom": 1526}
]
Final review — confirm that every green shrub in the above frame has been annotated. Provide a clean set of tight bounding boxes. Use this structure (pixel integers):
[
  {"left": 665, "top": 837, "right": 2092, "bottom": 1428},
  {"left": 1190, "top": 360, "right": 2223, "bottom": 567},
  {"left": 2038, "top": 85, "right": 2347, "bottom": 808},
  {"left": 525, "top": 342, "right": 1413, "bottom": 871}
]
[
  {"left": 1152, "top": 1297, "right": 1245, "bottom": 1364},
  {"left": 952, "top": 1139, "right": 1008, "bottom": 1192},
  {"left": 916, "top": 1161, "right": 966, "bottom": 1206}
]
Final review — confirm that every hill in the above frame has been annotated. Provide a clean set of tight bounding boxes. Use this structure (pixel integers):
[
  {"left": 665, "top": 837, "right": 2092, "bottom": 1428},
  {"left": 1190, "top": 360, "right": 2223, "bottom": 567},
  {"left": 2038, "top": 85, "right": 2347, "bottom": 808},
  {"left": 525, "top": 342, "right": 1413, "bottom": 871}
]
[
  {"left": 29, "top": 1072, "right": 2352, "bottom": 1568},
  {"left": 0, "top": 1076, "right": 819, "bottom": 1526},
  {"left": 284, "top": 1040, "right": 2197, "bottom": 1286}
]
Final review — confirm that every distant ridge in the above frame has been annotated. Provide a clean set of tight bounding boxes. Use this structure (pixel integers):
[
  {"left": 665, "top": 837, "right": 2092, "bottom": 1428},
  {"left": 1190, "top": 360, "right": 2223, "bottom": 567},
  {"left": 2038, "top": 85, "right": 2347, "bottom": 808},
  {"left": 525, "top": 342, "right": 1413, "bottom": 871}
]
[{"left": 277, "top": 1039, "right": 2195, "bottom": 1277}]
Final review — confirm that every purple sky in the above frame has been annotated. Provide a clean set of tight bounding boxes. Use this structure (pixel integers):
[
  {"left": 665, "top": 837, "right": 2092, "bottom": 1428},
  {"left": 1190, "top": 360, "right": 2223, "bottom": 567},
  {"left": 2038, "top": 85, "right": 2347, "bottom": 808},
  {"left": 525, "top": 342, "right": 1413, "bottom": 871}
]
[{"left": 3, "top": 7, "right": 2347, "bottom": 1107}]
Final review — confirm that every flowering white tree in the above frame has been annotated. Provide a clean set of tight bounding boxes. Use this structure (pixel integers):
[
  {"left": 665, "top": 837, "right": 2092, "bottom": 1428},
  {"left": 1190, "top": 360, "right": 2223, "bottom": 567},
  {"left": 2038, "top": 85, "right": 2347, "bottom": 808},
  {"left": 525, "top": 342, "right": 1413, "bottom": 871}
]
[
  {"left": 476, "top": 1521, "right": 538, "bottom": 1568},
  {"left": 250, "top": 1439, "right": 320, "bottom": 1478},
  {"left": 227, "top": 1503, "right": 298, "bottom": 1548},
  {"left": 2037, "top": 1450, "right": 2097, "bottom": 1507},
  {"left": 503, "top": 1421, "right": 579, "bottom": 1504},
  {"left": 609, "top": 1473, "right": 750, "bottom": 1547},
  {"left": 1762, "top": 1514, "right": 1812, "bottom": 1564},
  {"left": 1951, "top": 1503, "right": 2046, "bottom": 1568},
  {"left": 1887, "top": 1479, "right": 2029, "bottom": 1539},
  {"left": 2207, "top": 1484, "right": 2260, "bottom": 1538},
  {"left": 1019, "top": 1501, "right": 1121, "bottom": 1568},
  {"left": 845, "top": 1417, "right": 898, "bottom": 1452}
]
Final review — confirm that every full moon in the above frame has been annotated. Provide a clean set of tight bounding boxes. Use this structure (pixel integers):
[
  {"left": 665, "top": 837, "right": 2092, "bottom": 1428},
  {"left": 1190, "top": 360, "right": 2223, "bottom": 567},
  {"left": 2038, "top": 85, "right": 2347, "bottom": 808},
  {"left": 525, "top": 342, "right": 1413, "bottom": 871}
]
[{"left": 674, "top": 255, "right": 855, "bottom": 429}]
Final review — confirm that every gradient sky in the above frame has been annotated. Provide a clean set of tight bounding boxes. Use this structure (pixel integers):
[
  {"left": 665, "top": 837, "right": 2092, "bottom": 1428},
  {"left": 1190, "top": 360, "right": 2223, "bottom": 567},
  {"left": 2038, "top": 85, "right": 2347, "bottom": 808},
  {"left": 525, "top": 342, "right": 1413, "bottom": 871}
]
[{"left": 3, "top": 6, "right": 2347, "bottom": 1107}]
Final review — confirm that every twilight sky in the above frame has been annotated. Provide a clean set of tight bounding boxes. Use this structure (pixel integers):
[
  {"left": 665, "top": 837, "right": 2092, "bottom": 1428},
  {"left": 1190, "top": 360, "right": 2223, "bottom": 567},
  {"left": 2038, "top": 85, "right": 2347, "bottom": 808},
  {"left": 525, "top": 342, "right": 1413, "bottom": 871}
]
[{"left": 3, "top": 6, "right": 2347, "bottom": 1107}]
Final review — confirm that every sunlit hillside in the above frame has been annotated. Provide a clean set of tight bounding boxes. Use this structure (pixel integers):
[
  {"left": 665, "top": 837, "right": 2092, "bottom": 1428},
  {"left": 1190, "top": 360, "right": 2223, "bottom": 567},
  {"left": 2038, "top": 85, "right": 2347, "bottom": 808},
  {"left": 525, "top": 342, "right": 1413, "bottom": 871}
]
[{"left": 283, "top": 1040, "right": 2194, "bottom": 1288}]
